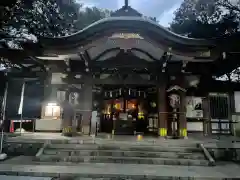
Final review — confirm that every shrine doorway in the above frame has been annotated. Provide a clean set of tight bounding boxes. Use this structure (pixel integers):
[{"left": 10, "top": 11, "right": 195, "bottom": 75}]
[{"left": 94, "top": 85, "right": 158, "bottom": 136}]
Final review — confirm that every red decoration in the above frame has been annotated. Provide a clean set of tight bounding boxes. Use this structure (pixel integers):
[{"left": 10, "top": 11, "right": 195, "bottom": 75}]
[
  {"left": 113, "top": 99, "right": 123, "bottom": 110},
  {"left": 10, "top": 120, "right": 14, "bottom": 133},
  {"left": 126, "top": 99, "right": 137, "bottom": 111}
]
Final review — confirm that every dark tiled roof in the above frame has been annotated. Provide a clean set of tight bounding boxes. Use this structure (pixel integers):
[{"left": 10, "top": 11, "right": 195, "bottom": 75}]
[{"left": 111, "top": 6, "right": 142, "bottom": 17}]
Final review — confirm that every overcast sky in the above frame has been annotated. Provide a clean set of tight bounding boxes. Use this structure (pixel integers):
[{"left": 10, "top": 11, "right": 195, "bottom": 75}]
[{"left": 77, "top": 0, "right": 184, "bottom": 27}]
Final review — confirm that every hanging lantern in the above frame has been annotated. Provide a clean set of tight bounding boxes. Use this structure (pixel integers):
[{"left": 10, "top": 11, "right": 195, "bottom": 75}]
[
  {"left": 93, "top": 101, "right": 98, "bottom": 107},
  {"left": 138, "top": 91, "right": 141, "bottom": 96},
  {"left": 110, "top": 91, "right": 113, "bottom": 97},
  {"left": 138, "top": 112, "right": 144, "bottom": 119},
  {"left": 119, "top": 88, "right": 122, "bottom": 96},
  {"left": 150, "top": 102, "right": 157, "bottom": 108},
  {"left": 133, "top": 90, "right": 136, "bottom": 96},
  {"left": 128, "top": 89, "right": 131, "bottom": 95}
]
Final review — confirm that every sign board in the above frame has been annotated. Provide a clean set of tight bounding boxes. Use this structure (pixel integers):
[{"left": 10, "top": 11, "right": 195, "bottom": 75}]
[
  {"left": 110, "top": 33, "right": 144, "bottom": 39},
  {"left": 90, "top": 111, "right": 98, "bottom": 135},
  {"left": 186, "top": 97, "right": 203, "bottom": 118},
  {"left": 119, "top": 113, "right": 128, "bottom": 120}
]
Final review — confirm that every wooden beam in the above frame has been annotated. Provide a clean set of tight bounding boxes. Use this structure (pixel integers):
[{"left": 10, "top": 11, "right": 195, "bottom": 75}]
[{"left": 62, "top": 76, "right": 157, "bottom": 85}]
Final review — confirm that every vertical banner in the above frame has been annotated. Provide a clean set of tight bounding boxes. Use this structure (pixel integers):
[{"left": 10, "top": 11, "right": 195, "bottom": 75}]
[
  {"left": 1, "top": 81, "right": 8, "bottom": 122},
  {"left": 0, "top": 79, "right": 8, "bottom": 153},
  {"left": 18, "top": 81, "right": 25, "bottom": 134},
  {"left": 18, "top": 82, "right": 25, "bottom": 115}
]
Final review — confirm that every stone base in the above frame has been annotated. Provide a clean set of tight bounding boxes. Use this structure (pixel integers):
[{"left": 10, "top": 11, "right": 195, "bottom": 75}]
[
  {"left": 82, "top": 125, "right": 90, "bottom": 135},
  {"left": 158, "top": 136, "right": 167, "bottom": 140},
  {"left": 62, "top": 132, "right": 73, "bottom": 137}
]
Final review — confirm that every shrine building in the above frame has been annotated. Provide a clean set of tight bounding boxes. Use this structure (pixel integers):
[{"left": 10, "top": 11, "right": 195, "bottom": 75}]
[{"left": 2, "top": 1, "right": 240, "bottom": 138}]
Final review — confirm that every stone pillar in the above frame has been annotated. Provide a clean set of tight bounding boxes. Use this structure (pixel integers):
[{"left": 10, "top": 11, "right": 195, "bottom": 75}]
[
  {"left": 62, "top": 90, "right": 74, "bottom": 136},
  {"left": 158, "top": 84, "right": 167, "bottom": 137},
  {"left": 203, "top": 96, "right": 211, "bottom": 136},
  {"left": 80, "top": 83, "right": 93, "bottom": 135},
  {"left": 179, "top": 90, "right": 187, "bottom": 138}
]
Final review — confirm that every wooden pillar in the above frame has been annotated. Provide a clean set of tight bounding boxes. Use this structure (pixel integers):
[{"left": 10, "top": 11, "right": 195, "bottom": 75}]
[
  {"left": 158, "top": 84, "right": 167, "bottom": 137},
  {"left": 179, "top": 90, "right": 187, "bottom": 138}
]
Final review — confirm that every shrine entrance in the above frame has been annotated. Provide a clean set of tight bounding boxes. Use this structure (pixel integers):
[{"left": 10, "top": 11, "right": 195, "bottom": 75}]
[{"left": 94, "top": 85, "right": 159, "bottom": 136}]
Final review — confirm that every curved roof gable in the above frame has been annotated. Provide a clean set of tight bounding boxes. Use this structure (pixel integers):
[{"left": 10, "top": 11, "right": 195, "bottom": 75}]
[{"left": 39, "top": 16, "right": 214, "bottom": 52}]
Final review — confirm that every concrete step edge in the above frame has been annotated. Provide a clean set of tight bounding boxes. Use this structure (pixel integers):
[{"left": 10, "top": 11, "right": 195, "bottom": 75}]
[
  {"left": 0, "top": 163, "right": 233, "bottom": 179},
  {"left": 48, "top": 145, "right": 200, "bottom": 152},
  {"left": 0, "top": 171, "right": 235, "bottom": 180},
  {"left": 38, "top": 154, "right": 208, "bottom": 163},
  {"left": 43, "top": 149, "right": 206, "bottom": 159}
]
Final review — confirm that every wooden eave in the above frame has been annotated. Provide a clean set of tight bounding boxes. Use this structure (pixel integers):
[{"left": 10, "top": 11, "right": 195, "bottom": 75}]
[{"left": 38, "top": 17, "right": 214, "bottom": 54}]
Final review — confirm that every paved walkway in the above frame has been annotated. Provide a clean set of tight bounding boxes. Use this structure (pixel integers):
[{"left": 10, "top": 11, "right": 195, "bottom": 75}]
[
  {"left": 7, "top": 133, "right": 240, "bottom": 149},
  {"left": 0, "top": 162, "right": 239, "bottom": 179},
  {"left": 0, "top": 176, "right": 51, "bottom": 180},
  {"left": 6, "top": 132, "right": 220, "bottom": 143},
  {"left": 1, "top": 157, "right": 240, "bottom": 179}
]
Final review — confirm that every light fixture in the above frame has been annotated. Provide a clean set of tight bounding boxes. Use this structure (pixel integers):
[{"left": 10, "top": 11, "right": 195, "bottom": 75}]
[
  {"left": 222, "top": 52, "right": 226, "bottom": 60},
  {"left": 61, "top": 73, "right": 67, "bottom": 78},
  {"left": 47, "top": 102, "right": 57, "bottom": 106},
  {"left": 75, "top": 74, "right": 82, "bottom": 79},
  {"left": 163, "top": 62, "right": 167, "bottom": 68},
  {"left": 45, "top": 102, "right": 60, "bottom": 118}
]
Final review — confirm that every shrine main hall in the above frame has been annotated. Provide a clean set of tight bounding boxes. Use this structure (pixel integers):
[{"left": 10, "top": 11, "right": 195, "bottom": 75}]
[{"left": 2, "top": 1, "right": 240, "bottom": 138}]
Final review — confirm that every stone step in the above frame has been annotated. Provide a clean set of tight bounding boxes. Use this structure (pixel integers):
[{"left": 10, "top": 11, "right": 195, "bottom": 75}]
[
  {"left": 37, "top": 155, "right": 209, "bottom": 166},
  {"left": 56, "top": 138, "right": 197, "bottom": 144},
  {"left": 0, "top": 163, "right": 238, "bottom": 180},
  {"left": 43, "top": 149, "right": 206, "bottom": 160},
  {"left": 0, "top": 176, "right": 230, "bottom": 180},
  {"left": 50, "top": 139, "right": 199, "bottom": 147},
  {"left": 48, "top": 144, "right": 201, "bottom": 153}
]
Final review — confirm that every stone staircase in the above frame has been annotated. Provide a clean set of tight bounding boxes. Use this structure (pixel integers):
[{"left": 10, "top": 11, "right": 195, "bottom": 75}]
[
  {"left": 35, "top": 140, "right": 210, "bottom": 166},
  {"left": 2, "top": 139, "right": 240, "bottom": 179}
]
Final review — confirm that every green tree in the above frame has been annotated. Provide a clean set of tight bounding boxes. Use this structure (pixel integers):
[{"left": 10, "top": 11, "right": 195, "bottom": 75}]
[
  {"left": 171, "top": 0, "right": 239, "bottom": 38},
  {"left": 171, "top": 0, "right": 240, "bottom": 82},
  {"left": 1, "top": 0, "right": 109, "bottom": 41},
  {"left": 0, "top": 0, "right": 109, "bottom": 69},
  {"left": 76, "top": 7, "right": 111, "bottom": 30}
]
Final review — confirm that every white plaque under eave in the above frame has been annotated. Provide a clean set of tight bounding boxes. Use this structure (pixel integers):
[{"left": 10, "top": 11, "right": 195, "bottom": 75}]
[
  {"left": 186, "top": 97, "right": 203, "bottom": 118},
  {"left": 51, "top": 73, "right": 66, "bottom": 84}
]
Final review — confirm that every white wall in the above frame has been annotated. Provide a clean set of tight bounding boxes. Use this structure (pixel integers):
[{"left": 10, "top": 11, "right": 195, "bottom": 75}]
[
  {"left": 234, "top": 91, "right": 240, "bottom": 112},
  {"left": 187, "top": 122, "right": 203, "bottom": 132}
]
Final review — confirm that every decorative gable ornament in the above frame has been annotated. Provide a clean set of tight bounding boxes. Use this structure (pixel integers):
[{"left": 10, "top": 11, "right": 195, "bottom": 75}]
[
  {"left": 167, "top": 85, "right": 186, "bottom": 92},
  {"left": 169, "top": 94, "right": 180, "bottom": 108},
  {"left": 110, "top": 33, "right": 144, "bottom": 40}
]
